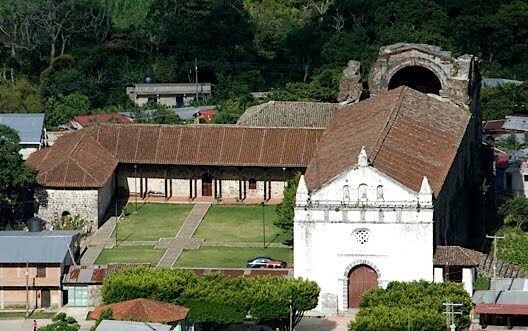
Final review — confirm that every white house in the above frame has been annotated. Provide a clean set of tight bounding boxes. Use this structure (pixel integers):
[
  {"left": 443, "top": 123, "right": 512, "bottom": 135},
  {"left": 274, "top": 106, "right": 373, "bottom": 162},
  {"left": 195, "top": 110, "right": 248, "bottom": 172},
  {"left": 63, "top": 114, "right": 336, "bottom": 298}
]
[{"left": 0, "top": 113, "right": 45, "bottom": 159}]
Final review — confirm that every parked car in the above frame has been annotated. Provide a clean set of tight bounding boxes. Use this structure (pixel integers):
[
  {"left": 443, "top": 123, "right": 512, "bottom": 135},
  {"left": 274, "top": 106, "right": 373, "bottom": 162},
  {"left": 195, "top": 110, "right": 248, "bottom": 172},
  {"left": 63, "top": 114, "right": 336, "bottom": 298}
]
[
  {"left": 265, "top": 260, "right": 287, "bottom": 269},
  {"left": 246, "top": 256, "right": 272, "bottom": 268}
]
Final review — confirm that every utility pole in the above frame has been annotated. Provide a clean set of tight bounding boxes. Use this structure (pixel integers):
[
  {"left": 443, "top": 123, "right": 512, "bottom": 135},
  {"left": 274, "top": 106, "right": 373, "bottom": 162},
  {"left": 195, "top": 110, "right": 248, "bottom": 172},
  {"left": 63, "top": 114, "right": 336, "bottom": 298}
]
[
  {"left": 486, "top": 234, "right": 505, "bottom": 304},
  {"left": 261, "top": 202, "right": 266, "bottom": 248},
  {"left": 134, "top": 164, "right": 138, "bottom": 214},
  {"left": 194, "top": 58, "right": 199, "bottom": 102},
  {"left": 289, "top": 299, "right": 293, "bottom": 331},
  {"left": 25, "top": 261, "right": 29, "bottom": 318},
  {"left": 443, "top": 302, "right": 462, "bottom": 331}
]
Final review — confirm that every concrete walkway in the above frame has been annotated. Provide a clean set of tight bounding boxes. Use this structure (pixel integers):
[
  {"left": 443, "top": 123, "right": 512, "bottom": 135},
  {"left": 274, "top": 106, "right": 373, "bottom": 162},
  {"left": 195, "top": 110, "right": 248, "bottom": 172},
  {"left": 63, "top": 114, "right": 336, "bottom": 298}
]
[
  {"left": 80, "top": 215, "right": 118, "bottom": 265},
  {"left": 202, "top": 241, "right": 290, "bottom": 248},
  {"left": 157, "top": 203, "right": 211, "bottom": 268}
]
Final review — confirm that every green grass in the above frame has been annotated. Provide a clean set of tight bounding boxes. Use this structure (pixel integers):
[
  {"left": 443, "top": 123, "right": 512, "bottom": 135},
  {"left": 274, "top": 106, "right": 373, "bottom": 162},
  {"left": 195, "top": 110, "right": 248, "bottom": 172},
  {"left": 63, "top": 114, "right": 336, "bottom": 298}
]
[
  {"left": 174, "top": 246, "right": 293, "bottom": 268},
  {"left": 94, "top": 246, "right": 165, "bottom": 265},
  {"left": 114, "top": 203, "right": 193, "bottom": 241},
  {"left": 0, "top": 311, "right": 57, "bottom": 319},
  {"left": 193, "top": 205, "right": 291, "bottom": 244},
  {"left": 496, "top": 226, "right": 528, "bottom": 270}
]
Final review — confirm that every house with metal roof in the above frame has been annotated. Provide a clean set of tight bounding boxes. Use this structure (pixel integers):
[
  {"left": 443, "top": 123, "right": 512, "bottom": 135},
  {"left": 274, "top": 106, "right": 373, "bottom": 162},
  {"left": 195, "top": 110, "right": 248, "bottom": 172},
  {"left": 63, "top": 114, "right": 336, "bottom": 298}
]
[
  {"left": 0, "top": 227, "right": 80, "bottom": 309},
  {"left": 0, "top": 113, "right": 45, "bottom": 159},
  {"left": 126, "top": 83, "right": 212, "bottom": 108}
]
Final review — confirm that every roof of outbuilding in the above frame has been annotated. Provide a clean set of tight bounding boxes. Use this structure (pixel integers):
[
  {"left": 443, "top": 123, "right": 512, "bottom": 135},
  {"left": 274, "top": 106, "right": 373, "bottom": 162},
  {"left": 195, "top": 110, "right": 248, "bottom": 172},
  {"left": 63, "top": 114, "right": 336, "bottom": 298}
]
[
  {"left": 27, "top": 124, "right": 323, "bottom": 188},
  {"left": 237, "top": 101, "right": 339, "bottom": 128},
  {"left": 0, "top": 231, "right": 79, "bottom": 264},
  {"left": 27, "top": 130, "right": 119, "bottom": 188},
  {"left": 0, "top": 113, "right": 44, "bottom": 144},
  {"left": 91, "top": 298, "right": 189, "bottom": 323},
  {"left": 304, "top": 86, "right": 471, "bottom": 194},
  {"left": 433, "top": 245, "right": 483, "bottom": 267}
]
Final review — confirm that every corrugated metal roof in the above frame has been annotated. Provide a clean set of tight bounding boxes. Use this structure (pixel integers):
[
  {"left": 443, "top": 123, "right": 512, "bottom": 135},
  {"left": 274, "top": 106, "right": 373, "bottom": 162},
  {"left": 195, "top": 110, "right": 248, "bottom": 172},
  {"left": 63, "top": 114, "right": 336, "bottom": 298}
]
[
  {"left": 0, "top": 231, "right": 79, "bottom": 263},
  {"left": 0, "top": 113, "right": 44, "bottom": 144},
  {"left": 482, "top": 77, "right": 523, "bottom": 88},
  {"left": 473, "top": 289, "right": 528, "bottom": 305},
  {"left": 96, "top": 320, "right": 172, "bottom": 331}
]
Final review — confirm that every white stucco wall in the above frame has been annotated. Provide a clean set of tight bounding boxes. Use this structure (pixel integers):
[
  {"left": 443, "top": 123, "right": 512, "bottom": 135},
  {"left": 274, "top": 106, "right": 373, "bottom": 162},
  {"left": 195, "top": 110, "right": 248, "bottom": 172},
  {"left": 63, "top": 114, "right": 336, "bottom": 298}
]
[
  {"left": 504, "top": 162, "right": 528, "bottom": 196},
  {"left": 294, "top": 155, "right": 434, "bottom": 312}
]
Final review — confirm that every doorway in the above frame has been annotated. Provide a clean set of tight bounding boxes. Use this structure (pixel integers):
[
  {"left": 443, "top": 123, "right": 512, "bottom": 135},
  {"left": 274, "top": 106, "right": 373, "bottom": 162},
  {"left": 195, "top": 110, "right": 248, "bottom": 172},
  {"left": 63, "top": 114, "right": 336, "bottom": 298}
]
[
  {"left": 201, "top": 173, "right": 212, "bottom": 196},
  {"left": 347, "top": 265, "right": 378, "bottom": 308},
  {"left": 41, "top": 288, "right": 51, "bottom": 308}
]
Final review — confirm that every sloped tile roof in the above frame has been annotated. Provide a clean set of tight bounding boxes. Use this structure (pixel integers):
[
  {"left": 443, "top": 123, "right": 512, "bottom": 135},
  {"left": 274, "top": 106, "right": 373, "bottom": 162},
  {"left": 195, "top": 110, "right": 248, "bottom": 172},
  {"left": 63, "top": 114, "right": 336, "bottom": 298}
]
[
  {"left": 91, "top": 298, "right": 189, "bottom": 323},
  {"left": 304, "top": 86, "right": 470, "bottom": 194},
  {"left": 433, "top": 245, "right": 483, "bottom": 267},
  {"left": 28, "top": 125, "right": 323, "bottom": 187},
  {"left": 237, "top": 101, "right": 339, "bottom": 128},
  {"left": 27, "top": 130, "right": 118, "bottom": 188}
]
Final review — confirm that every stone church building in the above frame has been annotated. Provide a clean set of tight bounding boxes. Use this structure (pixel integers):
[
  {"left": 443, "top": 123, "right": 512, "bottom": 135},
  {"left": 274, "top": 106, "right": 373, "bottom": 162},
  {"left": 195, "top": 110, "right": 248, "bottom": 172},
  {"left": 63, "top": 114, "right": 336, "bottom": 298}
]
[
  {"left": 26, "top": 43, "right": 485, "bottom": 313},
  {"left": 294, "top": 43, "right": 484, "bottom": 312}
]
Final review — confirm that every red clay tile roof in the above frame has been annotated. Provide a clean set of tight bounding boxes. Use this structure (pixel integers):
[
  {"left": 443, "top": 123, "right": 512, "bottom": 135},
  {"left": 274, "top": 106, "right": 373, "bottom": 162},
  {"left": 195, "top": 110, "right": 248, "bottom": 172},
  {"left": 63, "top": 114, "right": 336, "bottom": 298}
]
[
  {"left": 91, "top": 298, "right": 189, "bottom": 323},
  {"left": 27, "top": 131, "right": 118, "bottom": 188},
  {"left": 304, "top": 86, "right": 471, "bottom": 194},
  {"left": 433, "top": 245, "right": 483, "bottom": 267},
  {"left": 475, "top": 304, "right": 528, "bottom": 315},
  {"left": 74, "top": 113, "right": 132, "bottom": 127},
  {"left": 28, "top": 125, "right": 323, "bottom": 187}
]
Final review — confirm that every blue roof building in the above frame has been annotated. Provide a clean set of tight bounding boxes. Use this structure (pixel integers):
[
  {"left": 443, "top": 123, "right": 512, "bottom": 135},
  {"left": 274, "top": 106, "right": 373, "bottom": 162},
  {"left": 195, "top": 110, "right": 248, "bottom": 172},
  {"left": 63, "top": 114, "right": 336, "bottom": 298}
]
[{"left": 0, "top": 113, "right": 45, "bottom": 159}]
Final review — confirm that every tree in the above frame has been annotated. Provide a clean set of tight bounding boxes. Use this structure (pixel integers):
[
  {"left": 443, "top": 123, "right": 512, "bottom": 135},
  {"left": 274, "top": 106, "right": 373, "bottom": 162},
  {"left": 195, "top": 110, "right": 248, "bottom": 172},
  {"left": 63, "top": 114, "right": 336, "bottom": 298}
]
[
  {"left": 0, "top": 125, "right": 35, "bottom": 228},
  {"left": 44, "top": 92, "right": 90, "bottom": 129},
  {"left": 481, "top": 82, "right": 528, "bottom": 121},
  {"left": 274, "top": 172, "right": 301, "bottom": 241},
  {"left": 349, "top": 281, "right": 472, "bottom": 331},
  {"left": 101, "top": 268, "right": 320, "bottom": 330},
  {"left": 0, "top": 79, "right": 44, "bottom": 113},
  {"left": 38, "top": 313, "right": 79, "bottom": 331},
  {"left": 498, "top": 194, "right": 528, "bottom": 231}
]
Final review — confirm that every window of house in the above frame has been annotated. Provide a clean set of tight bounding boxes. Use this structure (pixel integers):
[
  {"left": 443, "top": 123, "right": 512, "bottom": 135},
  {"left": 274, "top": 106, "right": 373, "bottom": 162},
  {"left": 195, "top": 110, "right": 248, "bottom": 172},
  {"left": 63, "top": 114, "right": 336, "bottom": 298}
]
[
  {"left": 506, "top": 174, "right": 513, "bottom": 188},
  {"left": 36, "top": 266, "right": 46, "bottom": 278},
  {"left": 249, "top": 178, "right": 257, "bottom": 190},
  {"left": 524, "top": 175, "right": 528, "bottom": 182},
  {"left": 147, "top": 96, "right": 157, "bottom": 104}
]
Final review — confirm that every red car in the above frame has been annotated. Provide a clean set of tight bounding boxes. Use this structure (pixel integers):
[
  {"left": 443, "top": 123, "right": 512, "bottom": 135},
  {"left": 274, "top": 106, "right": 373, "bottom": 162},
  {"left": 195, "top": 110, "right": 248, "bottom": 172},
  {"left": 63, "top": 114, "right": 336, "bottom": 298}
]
[{"left": 265, "top": 260, "right": 288, "bottom": 269}]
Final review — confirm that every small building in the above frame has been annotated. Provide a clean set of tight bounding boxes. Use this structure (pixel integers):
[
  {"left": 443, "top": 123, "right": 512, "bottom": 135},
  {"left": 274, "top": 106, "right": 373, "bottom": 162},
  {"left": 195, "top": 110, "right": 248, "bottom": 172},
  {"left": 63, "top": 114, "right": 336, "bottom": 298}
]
[
  {"left": 237, "top": 101, "right": 339, "bottom": 128},
  {"left": 62, "top": 263, "right": 150, "bottom": 307},
  {"left": 96, "top": 320, "right": 172, "bottom": 331},
  {"left": 473, "top": 278, "right": 528, "bottom": 328},
  {"left": 72, "top": 113, "right": 132, "bottom": 128},
  {"left": 0, "top": 229, "right": 80, "bottom": 309},
  {"left": 0, "top": 113, "right": 45, "bottom": 159},
  {"left": 433, "top": 245, "right": 482, "bottom": 294},
  {"left": 483, "top": 115, "right": 528, "bottom": 143},
  {"left": 126, "top": 83, "right": 212, "bottom": 107}
]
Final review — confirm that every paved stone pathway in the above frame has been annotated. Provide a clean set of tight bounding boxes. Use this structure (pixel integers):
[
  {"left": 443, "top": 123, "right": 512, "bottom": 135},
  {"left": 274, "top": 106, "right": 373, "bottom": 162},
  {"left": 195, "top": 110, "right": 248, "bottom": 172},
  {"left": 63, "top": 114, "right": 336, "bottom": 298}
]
[
  {"left": 157, "top": 203, "right": 211, "bottom": 268},
  {"left": 80, "top": 215, "right": 118, "bottom": 265},
  {"left": 202, "top": 241, "right": 290, "bottom": 248}
]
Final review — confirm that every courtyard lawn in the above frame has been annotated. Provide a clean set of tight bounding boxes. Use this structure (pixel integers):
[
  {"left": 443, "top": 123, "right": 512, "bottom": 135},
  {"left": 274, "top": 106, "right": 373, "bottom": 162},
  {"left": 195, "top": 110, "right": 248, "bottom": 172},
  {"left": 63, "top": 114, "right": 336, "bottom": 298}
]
[
  {"left": 94, "top": 246, "right": 165, "bottom": 266},
  {"left": 174, "top": 246, "right": 293, "bottom": 268},
  {"left": 193, "top": 205, "right": 292, "bottom": 244},
  {"left": 114, "top": 203, "right": 193, "bottom": 241}
]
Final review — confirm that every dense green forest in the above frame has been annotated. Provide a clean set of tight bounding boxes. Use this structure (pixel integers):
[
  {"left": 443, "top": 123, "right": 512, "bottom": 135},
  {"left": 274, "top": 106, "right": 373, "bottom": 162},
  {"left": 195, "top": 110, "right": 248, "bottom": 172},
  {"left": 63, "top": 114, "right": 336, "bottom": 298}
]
[{"left": 1, "top": 0, "right": 528, "bottom": 126}]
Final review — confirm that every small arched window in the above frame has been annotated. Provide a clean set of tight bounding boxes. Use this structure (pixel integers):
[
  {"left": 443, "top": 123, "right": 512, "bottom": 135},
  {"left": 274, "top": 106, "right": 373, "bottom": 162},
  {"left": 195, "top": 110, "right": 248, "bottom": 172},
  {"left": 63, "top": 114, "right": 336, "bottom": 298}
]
[
  {"left": 376, "top": 185, "right": 384, "bottom": 200},
  {"left": 248, "top": 178, "right": 257, "bottom": 190},
  {"left": 358, "top": 184, "right": 368, "bottom": 201},
  {"left": 343, "top": 185, "right": 350, "bottom": 201}
]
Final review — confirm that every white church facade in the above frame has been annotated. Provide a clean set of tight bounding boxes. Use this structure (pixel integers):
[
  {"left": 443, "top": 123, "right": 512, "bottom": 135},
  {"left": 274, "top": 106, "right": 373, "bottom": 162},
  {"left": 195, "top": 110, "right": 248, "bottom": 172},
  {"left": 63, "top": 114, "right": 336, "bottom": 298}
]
[
  {"left": 294, "top": 148, "right": 435, "bottom": 311},
  {"left": 294, "top": 44, "right": 484, "bottom": 313}
]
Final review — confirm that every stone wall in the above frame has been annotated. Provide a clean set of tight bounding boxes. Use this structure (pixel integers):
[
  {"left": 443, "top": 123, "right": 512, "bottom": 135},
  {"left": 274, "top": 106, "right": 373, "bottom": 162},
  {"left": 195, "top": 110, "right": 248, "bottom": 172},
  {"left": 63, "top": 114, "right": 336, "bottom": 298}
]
[
  {"left": 97, "top": 174, "right": 115, "bottom": 227},
  {"left": 36, "top": 175, "right": 114, "bottom": 230}
]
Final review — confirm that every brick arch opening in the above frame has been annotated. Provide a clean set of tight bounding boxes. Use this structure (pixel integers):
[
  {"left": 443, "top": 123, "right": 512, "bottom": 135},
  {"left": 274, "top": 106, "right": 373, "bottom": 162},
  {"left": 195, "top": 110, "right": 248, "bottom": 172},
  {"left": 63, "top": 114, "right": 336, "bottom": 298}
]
[
  {"left": 388, "top": 65, "right": 442, "bottom": 95},
  {"left": 347, "top": 264, "right": 378, "bottom": 308}
]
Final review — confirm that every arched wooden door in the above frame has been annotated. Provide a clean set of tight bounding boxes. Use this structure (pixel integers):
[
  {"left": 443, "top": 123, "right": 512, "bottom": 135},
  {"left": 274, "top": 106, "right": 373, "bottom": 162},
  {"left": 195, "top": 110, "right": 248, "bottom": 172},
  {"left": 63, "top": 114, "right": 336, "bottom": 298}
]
[
  {"left": 348, "top": 265, "right": 378, "bottom": 308},
  {"left": 201, "top": 173, "right": 212, "bottom": 196}
]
